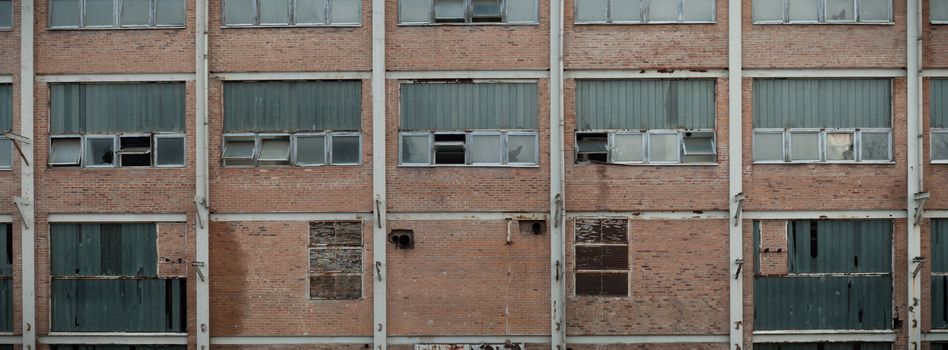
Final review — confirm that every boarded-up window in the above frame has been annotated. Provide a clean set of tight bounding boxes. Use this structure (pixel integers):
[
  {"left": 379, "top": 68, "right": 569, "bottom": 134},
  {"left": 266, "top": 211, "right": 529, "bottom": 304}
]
[
  {"left": 50, "top": 223, "right": 186, "bottom": 332},
  {"left": 0, "top": 224, "right": 11, "bottom": 332},
  {"left": 932, "top": 219, "right": 948, "bottom": 329},
  {"left": 573, "top": 218, "right": 629, "bottom": 297},
  {"left": 309, "top": 221, "right": 363, "bottom": 300}
]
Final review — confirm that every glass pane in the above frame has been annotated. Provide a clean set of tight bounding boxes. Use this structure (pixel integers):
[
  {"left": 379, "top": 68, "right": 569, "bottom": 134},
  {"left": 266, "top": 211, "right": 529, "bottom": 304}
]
[
  {"left": 861, "top": 132, "right": 889, "bottom": 161},
  {"left": 156, "top": 0, "right": 185, "bottom": 25},
  {"left": 121, "top": 0, "right": 150, "bottom": 26},
  {"left": 434, "top": 0, "right": 465, "bottom": 19},
  {"left": 0, "top": 0, "right": 12, "bottom": 28},
  {"left": 401, "top": 134, "right": 430, "bottom": 164},
  {"left": 575, "top": 0, "right": 608, "bottom": 22},
  {"left": 50, "top": 138, "right": 81, "bottom": 165},
  {"left": 935, "top": 0, "right": 948, "bottom": 21},
  {"left": 790, "top": 132, "right": 820, "bottom": 161},
  {"left": 683, "top": 134, "right": 714, "bottom": 154},
  {"left": 826, "top": 133, "right": 855, "bottom": 161},
  {"left": 0, "top": 139, "right": 11, "bottom": 168},
  {"left": 223, "top": 0, "right": 255, "bottom": 24},
  {"left": 647, "top": 0, "right": 679, "bottom": 21},
  {"left": 296, "top": 0, "right": 327, "bottom": 24},
  {"left": 296, "top": 135, "right": 326, "bottom": 165},
  {"left": 259, "top": 138, "right": 291, "bottom": 161},
  {"left": 472, "top": 0, "right": 501, "bottom": 18},
  {"left": 825, "top": 0, "right": 855, "bottom": 21},
  {"left": 51, "top": 0, "right": 81, "bottom": 26},
  {"left": 85, "top": 137, "right": 115, "bottom": 166},
  {"left": 682, "top": 0, "right": 713, "bottom": 21},
  {"left": 85, "top": 0, "right": 116, "bottom": 26},
  {"left": 508, "top": 134, "right": 537, "bottom": 164},
  {"left": 155, "top": 137, "right": 185, "bottom": 166},
  {"left": 505, "top": 0, "right": 537, "bottom": 22},
  {"left": 470, "top": 134, "right": 502, "bottom": 164},
  {"left": 611, "top": 0, "right": 641, "bottom": 21},
  {"left": 330, "top": 0, "right": 360, "bottom": 23},
  {"left": 753, "top": 132, "right": 784, "bottom": 161},
  {"left": 612, "top": 133, "right": 643, "bottom": 163},
  {"left": 577, "top": 134, "right": 608, "bottom": 153},
  {"left": 933, "top": 132, "right": 948, "bottom": 161},
  {"left": 399, "top": 0, "right": 431, "bottom": 23},
  {"left": 858, "top": 0, "right": 889, "bottom": 21},
  {"left": 789, "top": 0, "right": 819, "bottom": 21},
  {"left": 259, "top": 0, "right": 290, "bottom": 24},
  {"left": 331, "top": 135, "right": 360, "bottom": 164},
  {"left": 223, "top": 139, "right": 255, "bottom": 159},
  {"left": 752, "top": 0, "right": 783, "bottom": 21},
  {"left": 648, "top": 133, "right": 679, "bottom": 162}
]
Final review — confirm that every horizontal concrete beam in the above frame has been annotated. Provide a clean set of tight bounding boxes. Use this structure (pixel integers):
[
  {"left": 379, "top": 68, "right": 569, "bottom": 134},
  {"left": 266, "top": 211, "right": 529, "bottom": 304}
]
[
  {"left": 389, "top": 336, "right": 550, "bottom": 345},
  {"left": 566, "top": 211, "right": 729, "bottom": 220},
  {"left": 743, "top": 69, "right": 906, "bottom": 78},
  {"left": 210, "top": 213, "right": 372, "bottom": 222},
  {"left": 753, "top": 331, "right": 897, "bottom": 343},
  {"left": 0, "top": 336, "right": 22, "bottom": 344},
  {"left": 211, "top": 336, "right": 374, "bottom": 345},
  {"left": 565, "top": 70, "right": 728, "bottom": 79},
  {"left": 38, "top": 74, "right": 196, "bottom": 83},
  {"left": 923, "top": 210, "right": 948, "bottom": 218},
  {"left": 387, "top": 70, "right": 549, "bottom": 80},
  {"left": 388, "top": 212, "right": 548, "bottom": 221},
  {"left": 923, "top": 332, "right": 948, "bottom": 341},
  {"left": 922, "top": 69, "right": 948, "bottom": 78},
  {"left": 743, "top": 210, "right": 907, "bottom": 220},
  {"left": 40, "top": 334, "right": 188, "bottom": 345},
  {"left": 213, "top": 72, "right": 371, "bottom": 81},
  {"left": 47, "top": 213, "right": 188, "bottom": 223}
]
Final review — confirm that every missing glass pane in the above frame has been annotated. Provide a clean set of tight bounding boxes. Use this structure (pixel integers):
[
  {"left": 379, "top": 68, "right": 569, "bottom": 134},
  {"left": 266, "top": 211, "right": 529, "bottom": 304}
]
[
  {"left": 576, "top": 133, "right": 608, "bottom": 163},
  {"left": 118, "top": 136, "right": 152, "bottom": 167},
  {"left": 433, "top": 133, "right": 466, "bottom": 165}
]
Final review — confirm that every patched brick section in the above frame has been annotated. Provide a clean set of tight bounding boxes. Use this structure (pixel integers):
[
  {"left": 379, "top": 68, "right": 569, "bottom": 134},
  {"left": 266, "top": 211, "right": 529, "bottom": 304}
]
[
  {"left": 743, "top": 78, "right": 908, "bottom": 211},
  {"left": 564, "top": 78, "right": 730, "bottom": 212},
  {"left": 564, "top": 0, "right": 728, "bottom": 70},
  {"left": 386, "top": 80, "right": 551, "bottom": 212},
  {"left": 157, "top": 222, "right": 189, "bottom": 277},
  {"left": 565, "top": 345, "right": 728, "bottom": 350},
  {"left": 208, "top": 78, "right": 374, "bottom": 213},
  {"left": 566, "top": 219, "right": 729, "bottom": 335},
  {"left": 387, "top": 220, "right": 549, "bottom": 335},
  {"left": 757, "top": 220, "right": 788, "bottom": 276},
  {"left": 209, "top": 221, "right": 373, "bottom": 336}
]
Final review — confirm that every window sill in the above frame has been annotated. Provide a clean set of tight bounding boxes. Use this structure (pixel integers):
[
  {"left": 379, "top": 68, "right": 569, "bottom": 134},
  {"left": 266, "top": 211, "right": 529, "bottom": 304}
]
[
  {"left": 751, "top": 21, "right": 895, "bottom": 25},
  {"left": 752, "top": 161, "right": 896, "bottom": 165},
  {"left": 575, "top": 162, "right": 718, "bottom": 166},
  {"left": 46, "top": 166, "right": 187, "bottom": 169},
  {"left": 0, "top": 28, "right": 12, "bottom": 32},
  {"left": 573, "top": 21, "right": 716, "bottom": 25},
  {"left": 221, "top": 24, "right": 361, "bottom": 29},
  {"left": 47, "top": 26, "right": 187, "bottom": 31},
  {"left": 397, "top": 22, "right": 539, "bottom": 27},
  {"left": 0, "top": 168, "right": 12, "bottom": 171},
  {"left": 46, "top": 332, "right": 189, "bottom": 336},
  {"left": 569, "top": 295, "right": 631, "bottom": 300},
  {"left": 221, "top": 164, "right": 362, "bottom": 168}
]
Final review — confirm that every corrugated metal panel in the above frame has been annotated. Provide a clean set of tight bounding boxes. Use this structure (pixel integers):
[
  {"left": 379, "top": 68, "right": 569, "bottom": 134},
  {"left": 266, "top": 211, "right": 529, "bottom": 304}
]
[
  {"left": 755, "top": 343, "right": 891, "bottom": 350},
  {"left": 224, "top": 81, "right": 362, "bottom": 132},
  {"left": 933, "top": 219, "right": 948, "bottom": 272},
  {"left": 753, "top": 221, "right": 761, "bottom": 275},
  {"left": 934, "top": 79, "right": 948, "bottom": 128},
  {"left": 575, "top": 79, "right": 715, "bottom": 130},
  {"left": 0, "top": 224, "right": 11, "bottom": 333},
  {"left": 0, "top": 84, "right": 10, "bottom": 132},
  {"left": 400, "top": 83, "right": 538, "bottom": 130},
  {"left": 50, "top": 83, "right": 186, "bottom": 134},
  {"left": 933, "top": 275, "right": 948, "bottom": 329},
  {"left": 754, "top": 276, "right": 892, "bottom": 330},
  {"left": 787, "top": 220, "right": 891, "bottom": 274},
  {"left": 753, "top": 79, "right": 891, "bottom": 128},
  {"left": 51, "top": 278, "right": 186, "bottom": 332},
  {"left": 51, "top": 223, "right": 158, "bottom": 277}
]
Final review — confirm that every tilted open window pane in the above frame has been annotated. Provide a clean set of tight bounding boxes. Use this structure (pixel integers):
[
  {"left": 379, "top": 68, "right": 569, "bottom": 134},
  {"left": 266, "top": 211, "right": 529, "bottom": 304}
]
[
  {"left": 682, "top": 131, "right": 715, "bottom": 155},
  {"left": 470, "top": 133, "right": 503, "bottom": 164},
  {"left": 50, "top": 137, "right": 82, "bottom": 166},
  {"left": 260, "top": 0, "right": 290, "bottom": 24},
  {"left": 935, "top": 0, "right": 948, "bottom": 22},
  {"left": 753, "top": 0, "right": 784, "bottom": 21},
  {"left": 118, "top": 136, "right": 152, "bottom": 167},
  {"left": 258, "top": 135, "right": 291, "bottom": 163},
  {"left": 682, "top": 0, "right": 714, "bottom": 21},
  {"left": 648, "top": 133, "right": 679, "bottom": 163},
  {"left": 859, "top": 0, "right": 890, "bottom": 21},
  {"left": 788, "top": 0, "right": 819, "bottom": 21},
  {"left": 0, "top": 139, "right": 11, "bottom": 169},
  {"left": 576, "top": 0, "right": 608, "bottom": 22},
  {"left": 790, "top": 132, "right": 820, "bottom": 162},
  {"left": 825, "top": 132, "right": 855, "bottom": 161},
  {"left": 156, "top": 0, "right": 186, "bottom": 25},
  {"left": 860, "top": 132, "right": 890, "bottom": 161},
  {"left": 295, "top": 134, "right": 326, "bottom": 165},
  {"left": 400, "top": 134, "right": 431, "bottom": 165},
  {"left": 825, "top": 0, "right": 855, "bottom": 21},
  {"left": 753, "top": 132, "right": 784, "bottom": 162},
  {"left": 121, "top": 0, "right": 151, "bottom": 26},
  {"left": 611, "top": 133, "right": 644, "bottom": 163},
  {"left": 434, "top": 0, "right": 466, "bottom": 21},
  {"left": 0, "top": 0, "right": 11, "bottom": 28},
  {"left": 646, "top": 0, "right": 678, "bottom": 21},
  {"left": 154, "top": 136, "right": 185, "bottom": 167},
  {"left": 223, "top": 0, "right": 255, "bottom": 24},
  {"left": 85, "top": 136, "right": 116, "bottom": 167},
  {"left": 85, "top": 0, "right": 117, "bottom": 26},
  {"left": 296, "top": 0, "right": 327, "bottom": 24},
  {"left": 330, "top": 134, "right": 360, "bottom": 165},
  {"left": 222, "top": 135, "right": 256, "bottom": 166},
  {"left": 507, "top": 133, "right": 538, "bottom": 164},
  {"left": 331, "top": 0, "right": 361, "bottom": 24},
  {"left": 51, "top": 0, "right": 81, "bottom": 27},
  {"left": 933, "top": 132, "right": 948, "bottom": 162}
]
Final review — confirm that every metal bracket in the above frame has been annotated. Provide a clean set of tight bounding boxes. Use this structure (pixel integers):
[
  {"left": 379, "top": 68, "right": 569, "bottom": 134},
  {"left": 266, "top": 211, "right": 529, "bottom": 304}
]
[
  {"left": 13, "top": 197, "right": 32, "bottom": 230},
  {"left": 554, "top": 193, "right": 563, "bottom": 228},
  {"left": 914, "top": 191, "right": 930, "bottom": 226},
  {"left": 734, "top": 259, "right": 744, "bottom": 279},
  {"left": 375, "top": 196, "right": 382, "bottom": 229},
  {"left": 733, "top": 192, "right": 745, "bottom": 227},
  {"left": 194, "top": 196, "right": 208, "bottom": 230},
  {"left": 4, "top": 132, "right": 31, "bottom": 167},
  {"left": 555, "top": 260, "right": 561, "bottom": 281},
  {"left": 375, "top": 261, "right": 382, "bottom": 281},
  {"left": 192, "top": 261, "right": 206, "bottom": 282},
  {"left": 912, "top": 256, "right": 926, "bottom": 278}
]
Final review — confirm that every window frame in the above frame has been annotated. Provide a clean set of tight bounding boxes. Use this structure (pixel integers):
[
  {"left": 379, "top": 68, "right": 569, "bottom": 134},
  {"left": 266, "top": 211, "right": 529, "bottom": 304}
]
[
  {"left": 221, "top": 0, "right": 362, "bottom": 28},
  {"left": 221, "top": 132, "right": 258, "bottom": 167},
  {"left": 575, "top": 129, "right": 717, "bottom": 166},
  {"left": 398, "top": 131, "right": 434, "bottom": 166},
  {"left": 574, "top": 0, "right": 716, "bottom": 25},
  {"left": 82, "top": 134, "right": 118, "bottom": 168},
  {"left": 0, "top": 137, "right": 12, "bottom": 170},
  {"left": 751, "top": 0, "right": 893, "bottom": 24},
  {"left": 115, "top": 133, "right": 154, "bottom": 167},
  {"left": 608, "top": 131, "right": 646, "bottom": 164},
  {"left": 934, "top": 0, "right": 948, "bottom": 23},
  {"left": 328, "top": 131, "right": 362, "bottom": 166},
  {"left": 572, "top": 217, "right": 631, "bottom": 298},
  {"left": 256, "top": 132, "right": 293, "bottom": 165},
  {"left": 398, "top": 0, "right": 540, "bottom": 25},
  {"left": 291, "top": 132, "right": 328, "bottom": 167},
  {"left": 48, "top": 135, "right": 84, "bottom": 167},
  {"left": 152, "top": 133, "right": 187, "bottom": 168},
  {"left": 49, "top": 0, "right": 186, "bottom": 29},
  {"left": 751, "top": 128, "right": 787, "bottom": 163},
  {"left": 752, "top": 128, "right": 894, "bottom": 164},
  {"left": 931, "top": 128, "right": 948, "bottom": 164},
  {"left": 223, "top": 131, "right": 362, "bottom": 167},
  {"left": 506, "top": 130, "right": 540, "bottom": 166},
  {"left": 468, "top": 130, "right": 505, "bottom": 166},
  {"left": 0, "top": 0, "right": 13, "bottom": 30},
  {"left": 397, "top": 130, "right": 540, "bottom": 167}
]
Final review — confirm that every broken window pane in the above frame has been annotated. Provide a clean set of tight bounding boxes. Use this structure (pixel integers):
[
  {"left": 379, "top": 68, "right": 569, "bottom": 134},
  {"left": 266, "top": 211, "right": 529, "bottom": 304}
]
[
  {"left": 120, "top": 0, "right": 150, "bottom": 26},
  {"left": 51, "top": 0, "right": 81, "bottom": 27},
  {"left": 576, "top": 246, "right": 629, "bottom": 270},
  {"left": 295, "top": 134, "right": 326, "bottom": 165},
  {"left": 860, "top": 132, "right": 889, "bottom": 161},
  {"left": 330, "top": 134, "right": 360, "bottom": 164},
  {"left": 433, "top": 133, "right": 465, "bottom": 165},
  {"left": 296, "top": 0, "right": 327, "bottom": 24},
  {"left": 648, "top": 133, "right": 678, "bottom": 162},
  {"left": 118, "top": 136, "right": 152, "bottom": 167},
  {"left": 0, "top": 0, "right": 10, "bottom": 28},
  {"left": 682, "top": 0, "right": 713, "bottom": 21},
  {"left": 789, "top": 0, "right": 819, "bottom": 21},
  {"left": 400, "top": 134, "right": 431, "bottom": 164},
  {"left": 400, "top": 0, "right": 431, "bottom": 22},
  {"left": 505, "top": 0, "right": 538, "bottom": 22},
  {"left": 507, "top": 133, "right": 537, "bottom": 164},
  {"left": 575, "top": 0, "right": 608, "bottom": 22},
  {"left": 223, "top": 0, "right": 255, "bottom": 24},
  {"left": 331, "top": 0, "right": 360, "bottom": 24},
  {"left": 85, "top": 136, "right": 115, "bottom": 167},
  {"left": 858, "top": 0, "right": 889, "bottom": 21},
  {"left": 469, "top": 133, "right": 502, "bottom": 164},
  {"left": 472, "top": 0, "right": 501, "bottom": 21},
  {"left": 935, "top": 0, "right": 948, "bottom": 21},
  {"left": 155, "top": 136, "right": 185, "bottom": 167},
  {"left": 825, "top": 0, "right": 855, "bottom": 21},
  {"left": 434, "top": 0, "right": 465, "bottom": 22},
  {"left": 647, "top": 0, "right": 678, "bottom": 21},
  {"left": 576, "top": 133, "right": 608, "bottom": 162},
  {"left": 934, "top": 132, "right": 948, "bottom": 161},
  {"left": 0, "top": 138, "right": 11, "bottom": 169},
  {"left": 50, "top": 138, "right": 82, "bottom": 166},
  {"left": 85, "top": 0, "right": 116, "bottom": 26},
  {"left": 611, "top": 0, "right": 642, "bottom": 22},
  {"left": 790, "top": 132, "right": 820, "bottom": 161},
  {"left": 575, "top": 218, "right": 628, "bottom": 244},
  {"left": 753, "top": 132, "right": 783, "bottom": 162},
  {"left": 259, "top": 0, "right": 290, "bottom": 24},
  {"left": 826, "top": 132, "right": 855, "bottom": 161},
  {"left": 156, "top": 0, "right": 186, "bottom": 25},
  {"left": 612, "top": 133, "right": 643, "bottom": 163},
  {"left": 752, "top": 0, "right": 783, "bottom": 21}
]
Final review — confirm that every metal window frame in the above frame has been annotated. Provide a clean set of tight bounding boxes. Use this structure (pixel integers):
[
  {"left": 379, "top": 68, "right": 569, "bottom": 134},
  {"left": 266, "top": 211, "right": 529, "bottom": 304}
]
[
  {"left": 49, "top": 135, "right": 84, "bottom": 166},
  {"left": 153, "top": 0, "right": 186, "bottom": 26},
  {"left": 786, "top": 0, "right": 821, "bottom": 23},
  {"left": 823, "top": 129, "right": 858, "bottom": 163},
  {"left": 645, "top": 130, "right": 681, "bottom": 164},
  {"left": 856, "top": 128, "right": 893, "bottom": 163},
  {"left": 505, "top": 131, "right": 539, "bottom": 166},
  {"left": 855, "top": 0, "right": 893, "bottom": 22},
  {"left": 0, "top": 0, "right": 13, "bottom": 29},
  {"left": 50, "top": 0, "right": 185, "bottom": 28},
  {"left": 82, "top": 135, "right": 118, "bottom": 168},
  {"left": 399, "top": 0, "right": 539, "bottom": 25},
  {"left": 115, "top": 133, "right": 153, "bottom": 167},
  {"left": 752, "top": 129, "right": 787, "bottom": 164},
  {"left": 256, "top": 133, "right": 292, "bottom": 164},
  {"left": 0, "top": 137, "right": 11, "bottom": 170},
  {"left": 326, "top": 0, "right": 362, "bottom": 25},
  {"left": 468, "top": 131, "right": 504, "bottom": 166},
  {"left": 118, "top": 0, "right": 155, "bottom": 27},
  {"left": 291, "top": 132, "right": 328, "bottom": 167},
  {"left": 256, "top": 0, "right": 291, "bottom": 26},
  {"left": 82, "top": 0, "right": 118, "bottom": 28},
  {"left": 572, "top": 217, "right": 631, "bottom": 299},
  {"left": 678, "top": 0, "right": 717, "bottom": 23},
  {"left": 823, "top": 0, "right": 857, "bottom": 23},
  {"left": 608, "top": 131, "right": 646, "bottom": 164},
  {"left": 152, "top": 133, "right": 186, "bottom": 168},
  {"left": 49, "top": 0, "right": 82, "bottom": 28},
  {"left": 328, "top": 132, "right": 362, "bottom": 166},
  {"left": 788, "top": 129, "right": 823, "bottom": 163},
  {"left": 397, "top": 131, "right": 434, "bottom": 166},
  {"left": 221, "top": 0, "right": 257, "bottom": 26},
  {"left": 933, "top": 0, "right": 948, "bottom": 23},
  {"left": 931, "top": 129, "right": 948, "bottom": 163},
  {"left": 752, "top": 0, "right": 893, "bottom": 24},
  {"left": 221, "top": 132, "right": 258, "bottom": 167},
  {"left": 293, "top": 0, "right": 330, "bottom": 26}
]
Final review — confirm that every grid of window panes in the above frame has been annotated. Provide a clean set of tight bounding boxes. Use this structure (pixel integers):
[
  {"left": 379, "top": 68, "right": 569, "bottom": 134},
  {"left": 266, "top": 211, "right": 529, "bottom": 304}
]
[
  {"left": 575, "top": 0, "right": 714, "bottom": 23},
  {"left": 223, "top": 0, "right": 361, "bottom": 26},
  {"left": 753, "top": 0, "right": 891, "bottom": 23},
  {"left": 50, "top": 0, "right": 186, "bottom": 28},
  {"left": 0, "top": 0, "right": 11, "bottom": 29}
]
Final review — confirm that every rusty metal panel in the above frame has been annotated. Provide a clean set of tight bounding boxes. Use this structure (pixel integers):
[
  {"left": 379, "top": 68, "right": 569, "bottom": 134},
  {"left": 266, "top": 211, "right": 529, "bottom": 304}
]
[
  {"left": 754, "top": 276, "right": 892, "bottom": 330},
  {"left": 754, "top": 343, "right": 891, "bottom": 350},
  {"left": 574, "top": 218, "right": 628, "bottom": 243},
  {"left": 787, "top": 220, "right": 892, "bottom": 274}
]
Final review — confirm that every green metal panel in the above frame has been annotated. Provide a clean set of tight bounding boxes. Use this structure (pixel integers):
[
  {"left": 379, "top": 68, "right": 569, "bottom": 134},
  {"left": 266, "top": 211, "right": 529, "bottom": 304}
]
[
  {"left": 0, "top": 84, "right": 10, "bottom": 132},
  {"left": 223, "top": 81, "right": 362, "bottom": 132},
  {"left": 933, "top": 275, "right": 948, "bottom": 329},
  {"left": 400, "top": 82, "right": 538, "bottom": 130},
  {"left": 754, "top": 276, "right": 892, "bottom": 330},
  {"left": 753, "top": 79, "right": 891, "bottom": 128},
  {"left": 754, "top": 343, "right": 891, "bottom": 350},
  {"left": 787, "top": 220, "right": 892, "bottom": 274},
  {"left": 51, "top": 223, "right": 158, "bottom": 277},
  {"left": 0, "top": 279, "right": 10, "bottom": 332},
  {"left": 575, "top": 79, "right": 715, "bottom": 130},
  {"left": 50, "top": 83, "right": 186, "bottom": 134},
  {"left": 934, "top": 79, "right": 948, "bottom": 128},
  {"left": 933, "top": 219, "right": 948, "bottom": 272},
  {"left": 51, "top": 278, "right": 186, "bottom": 332}
]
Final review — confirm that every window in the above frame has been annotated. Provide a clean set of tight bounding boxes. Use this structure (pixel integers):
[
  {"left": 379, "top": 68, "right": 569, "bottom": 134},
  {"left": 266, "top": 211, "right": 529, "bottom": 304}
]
[
  {"left": 575, "top": 0, "right": 714, "bottom": 24},
  {"left": 575, "top": 130, "right": 715, "bottom": 164},
  {"left": 0, "top": 0, "right": 11, "bottom": 29},
  {"left": 223, "top": 132, "right": 360, "bottom": 166},
  {"left": 399, "top": 82, "right": 540, "bottom": 167},
  {"left": 52, "top": 346, "right": 187, "bottom": 350},
  {"left": 223, "top": 0, "right": 360, "bottom": 26},
  {"left": 933, "top": 80, "right": 948, "bottom": 162},
  {"left": 0, "top": 84, "right": 11, "bottom": 170},
  {"left": 752, "top": 79, "right": 892, "bottom": 164},
  {"left": 49, "top": 83, "right": 187, "bottom": 168},
  {"left": 49, "top": 0, "right": 185, "bottom": 28},
  {"left": 0, "top": 224, "right": 10, "bottom": 332},
  {"left": 399, "top": 0, "right": 538, "bottom": 24},
  {"left": 752, "top": 0, "right": 891, "bottom": 23},
  {"left": 755, "top": 344, "right": 891, "bottom": 350},
  {"left": 50, "top": 223, "right": 186, "bottom": 332},
  {"left": 935, "top": 0, "right": 948, "bottom": 23},
  {"left": 933, "top": 219, "right": 948, "bottom": 329},
  {"left": 309, "top": 221, "right": 363, "bottom": 300},
  {"left": 573, "top": 218, "right": 629, "bottom": 297}
]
